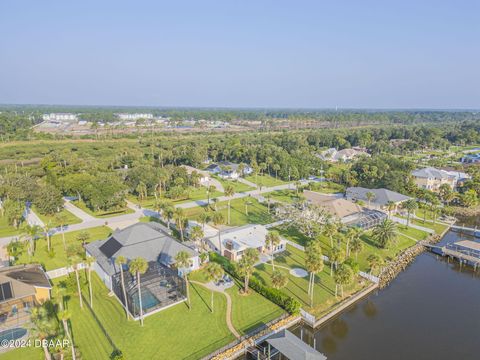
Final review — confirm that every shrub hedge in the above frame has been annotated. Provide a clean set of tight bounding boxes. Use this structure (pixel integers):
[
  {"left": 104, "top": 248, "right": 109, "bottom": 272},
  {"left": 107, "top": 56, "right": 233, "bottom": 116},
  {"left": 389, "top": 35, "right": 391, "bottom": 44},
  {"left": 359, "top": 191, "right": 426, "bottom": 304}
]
[{"left": 210, "top": 252, "right": 301, "bottom": 315}]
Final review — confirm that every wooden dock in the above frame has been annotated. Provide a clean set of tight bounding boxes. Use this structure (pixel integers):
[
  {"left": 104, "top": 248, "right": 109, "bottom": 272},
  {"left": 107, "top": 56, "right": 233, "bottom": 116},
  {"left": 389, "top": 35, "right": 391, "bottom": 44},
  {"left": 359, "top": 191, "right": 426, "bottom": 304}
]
[{"left": 425, "top": 240, "right": 480, "bottom": 270}]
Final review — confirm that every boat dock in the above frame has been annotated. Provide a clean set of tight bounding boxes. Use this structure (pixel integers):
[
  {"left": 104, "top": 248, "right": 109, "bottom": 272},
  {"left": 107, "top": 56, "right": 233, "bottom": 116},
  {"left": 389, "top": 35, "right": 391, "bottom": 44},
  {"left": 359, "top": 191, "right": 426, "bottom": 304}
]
[
  {"left": 426, "top": 240, "right": 480, "bottom": 270},
  {"left": 449, "top": 224, "right": 480, "bottom": 238}
]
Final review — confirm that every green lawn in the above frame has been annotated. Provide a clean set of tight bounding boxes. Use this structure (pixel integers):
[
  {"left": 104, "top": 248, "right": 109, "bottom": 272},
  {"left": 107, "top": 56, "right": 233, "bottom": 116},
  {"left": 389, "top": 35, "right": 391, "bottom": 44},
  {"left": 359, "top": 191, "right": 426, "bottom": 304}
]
[
  {"left": 254, "top": 245, "right": 368, "bottom": 317},
  {"left": 16, "top": 226, "right": 112, "bottom": 270},
  {"left": 276, "top": 225, "right": 418, "bottom": 272},
  {"left": 398, "top": 213, "right": 448, "bottom": 235},
  {"left": 72, "top": 200, "right": 135, "bottom": 218},
  {"left": 0, "top": 215, "right": 21, "bottom": 237},
  {"left": 184, "top": 197, "right": 275, "bottom": 226},
  {"left": 268, "top": 189, "right": 301, "bottom": 204},
  {"left": 307, "top": 181, "right": 345, "bottom": 194},
  {"left": 0, "top": 347, "right": 43, "bottom": 360},
  {"left": 397, "top": 225, "right": 430, "bottom": 240},
  {"left": 78, "top": 273, "right": 235, "bottom": 360},
  {"left": 189, "top": 269, "right": 284, "bottom": 335},
  {"left": 127, "top": 186, "right": 224, "bottom": 209},
  {"left": 32, "top": 205, "right": 82, "bottom": 227},
  {"left": 244, "top": 174, "right": 286, "bottom": 187},
  {"left": 214, "top": 176, "right": 255, "bottom": 193}
]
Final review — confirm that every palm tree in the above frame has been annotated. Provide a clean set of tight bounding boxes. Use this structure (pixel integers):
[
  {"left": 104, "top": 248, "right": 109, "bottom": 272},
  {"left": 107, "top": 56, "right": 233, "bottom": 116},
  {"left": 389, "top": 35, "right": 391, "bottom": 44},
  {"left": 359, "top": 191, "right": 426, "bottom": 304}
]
[
  {"left": 386, "top": 201, "right": 396, "bottom": 219},
  {"left": 305, "top": 241, "right": 324, "bottom": 306},
  {"left": 211, "top": 212, "right": 225, "bottom": 256},
  {"left": 54, "top": 213, "right": 68, "bottom": 251},
  {"left": 190, "top": 225, "right": 204, "bottom": 249},
  {"left": 174, "top": 208, "right": 186, "bottom": 241},
  {"left": 204, "top": 262, "right": 224, "bottom": 312},
  {"left": 366, "top": 191, "right": 376, "bottom": 208},
  {"left": 175, "top": 251, "right": 192, "bottom": 310},
  {"left": 345, "top": 227, "right": 361, "bottom": 257},
  {"left": 199, "top": 211, "right": 211, "bottom": 231},
  {"left": 265, "top": 193, "right": 272, "bottom": 212},
  {"left": 372, "top": 219, "right": 397, "bottom": 249},
  {"left": 43, "top": 222, "right": 52, "bottom": 252},
  {"left": 67, "top": 245, "right": 84, "bottom": 309},
  {"left": 294, "top": 181, "right": 301, "bottom": 196},
  {"left": 328, "top": 246, "right": 345, "bottom": 276},
  {"left": 54, "top": 285, "right": 76, "bottom": 360},
  {"left": 402, "top": 199, "right": 418, "bottom": 227},
  {"left": 22, "top": 223, "right": 41, "bottom": 256},
  {"left": 265, "top": 231, "right": 281, "bottom": 270},
  {"left": 271, "top": 270, "right": 289, "bottom": 290},
  {"left": 164, "top": 205, "right": 175, "bottom": 230},
  {"left": 85, "top": 256, "right": 95, "bottom": 308},
  {"left": 367, "top": 253, "right": 384, "bottom": 275},
  {"left": 136, "top": 181, "right": 148, "bottom": 202},
  {"left": 350, "top": 236, "right": 364, "bottom": 260},
  {"left": 334, "top": 264, "right": 354, "bottom": 298},
  {"left": 129, "top": 257, "right": 148, "bottom": 326},
  {"left": 237, "top": 248, "right": 259, "bottom": 294},
  {"left": 30, "top": 306, "right": 58, "bottom": 360},
  {"left": 224, "top": 185, "right": 235, "bottom": 224},
  {"left": 323, "top": 222, "right": 338, "bottom": 247},
  {"left": 244, "top": 200, "right": 252, "bottom": 216},
  {"left": 206, "top": 185, "right": 216, "bottom": 205},
  {"left": 115, "top": 256, "right": 130, "bottom": 319}
]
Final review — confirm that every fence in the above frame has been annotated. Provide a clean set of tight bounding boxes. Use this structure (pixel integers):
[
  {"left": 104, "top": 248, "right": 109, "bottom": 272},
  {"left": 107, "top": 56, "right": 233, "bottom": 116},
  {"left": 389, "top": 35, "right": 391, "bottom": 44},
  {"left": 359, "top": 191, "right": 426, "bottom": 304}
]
[
  {"left": 46, "top": 263, "right": 87, "bottom": 279},
  {"left": 359, "top": 271, "right": 380, "bottom": 284}
]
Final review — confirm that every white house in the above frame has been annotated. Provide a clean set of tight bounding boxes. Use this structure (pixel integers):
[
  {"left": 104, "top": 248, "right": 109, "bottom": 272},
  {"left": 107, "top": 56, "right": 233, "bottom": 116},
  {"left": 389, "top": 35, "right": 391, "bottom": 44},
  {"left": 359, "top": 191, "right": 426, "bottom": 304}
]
[
  {"left": 206, "top": 161, "right": 253, "bottom": 180},
  {"left": 206, "top": 224, "right": 286, "bottom": 262}
]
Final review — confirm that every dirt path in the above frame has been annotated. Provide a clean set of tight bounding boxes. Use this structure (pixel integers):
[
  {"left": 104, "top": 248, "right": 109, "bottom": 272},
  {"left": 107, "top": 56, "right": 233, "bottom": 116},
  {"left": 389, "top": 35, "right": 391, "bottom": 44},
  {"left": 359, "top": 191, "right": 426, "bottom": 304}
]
[{"left": 190, "top": 280, "right": 240, "bottom": 338}]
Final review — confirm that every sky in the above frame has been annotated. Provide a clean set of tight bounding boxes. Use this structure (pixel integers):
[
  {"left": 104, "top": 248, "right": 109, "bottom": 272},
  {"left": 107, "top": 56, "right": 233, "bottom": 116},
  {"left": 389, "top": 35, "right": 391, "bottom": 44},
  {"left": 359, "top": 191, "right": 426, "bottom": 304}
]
[{"left": 1, "top": 0, "right": 479, "bottom": 109}]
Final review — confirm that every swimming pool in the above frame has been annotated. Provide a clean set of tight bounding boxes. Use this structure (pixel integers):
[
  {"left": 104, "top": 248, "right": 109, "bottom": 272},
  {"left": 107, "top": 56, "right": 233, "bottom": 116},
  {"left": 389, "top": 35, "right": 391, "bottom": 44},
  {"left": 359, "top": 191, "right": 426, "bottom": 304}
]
[
  {"left": 0, "top": 328, "right": 27, "bottom": 342},
  {"left": 132, "top": 290, "right": 159, "bottom": 311}
]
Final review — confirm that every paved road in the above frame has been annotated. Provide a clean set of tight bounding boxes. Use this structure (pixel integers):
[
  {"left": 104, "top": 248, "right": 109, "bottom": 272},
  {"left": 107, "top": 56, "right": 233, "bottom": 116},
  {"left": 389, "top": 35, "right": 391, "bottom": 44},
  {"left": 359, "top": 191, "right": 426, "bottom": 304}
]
[
  {"left": 237, "top": 177, "right": 258, "bottom": 188},
  {"left": 64, "top": 199, "right": 96, "bottom": 222}
]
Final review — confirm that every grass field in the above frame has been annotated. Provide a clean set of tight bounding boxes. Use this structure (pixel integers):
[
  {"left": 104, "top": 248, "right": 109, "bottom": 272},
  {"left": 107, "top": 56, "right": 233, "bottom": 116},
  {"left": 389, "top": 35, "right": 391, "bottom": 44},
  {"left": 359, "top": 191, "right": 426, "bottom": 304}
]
[
  {"left": 0, "top": 347, "right": 43, "bottom": 360},
  {"left": 276, "top": 225, "right": 418, "bottom": 272},
  {"left": 254, "top": 245, "right": 368, "bottom": 317},
  {"left": 189, "top": 269, "right": 284, "bottom": 335},
  {"left": 81, "top": 273, "right": 234, "bottom": 360},
  {"left": 244, "top": 174, "right": 286, "bottom": 187},
  {"left": 127, "top": 186, "right": 224, "bottom": 208},
  {"left": 0, "top": 216, "right": 21, "bottom": 237},
  {"left": 32, "top": 205, "right": 82, "bottom": 227},
  {"left": 307, "top": 181, "right": 345, "bottom": 194},
  {"left": 214, "top": 177, "right": 255, "bottom": 193},
  {"left": 16, "top": 226, "right": 112, "bottom": 270},
  {"left": 72, "top": 200, "right": 135, "bottom": 218},
  {"left": 268, "top": 189, "right": 301, "bottom": 204},
  {"left": 184, "top": 197, "right": 275, "bottom": 226}
]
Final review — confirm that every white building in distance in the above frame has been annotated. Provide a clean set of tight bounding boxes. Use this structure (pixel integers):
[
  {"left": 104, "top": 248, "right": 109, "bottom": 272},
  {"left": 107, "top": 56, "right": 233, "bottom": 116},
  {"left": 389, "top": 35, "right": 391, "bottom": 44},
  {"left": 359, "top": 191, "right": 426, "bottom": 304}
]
[
  {"left": 116, "top": 113, "right": 154, "bottom": 121},
  {"left": 42, "top": 113, "right": 78, "bottom": 122}
]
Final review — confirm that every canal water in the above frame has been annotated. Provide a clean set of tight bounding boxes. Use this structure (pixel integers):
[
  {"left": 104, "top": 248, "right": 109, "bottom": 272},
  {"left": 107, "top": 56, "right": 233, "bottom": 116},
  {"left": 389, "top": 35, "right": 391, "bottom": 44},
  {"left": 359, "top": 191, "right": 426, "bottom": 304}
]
[{"left": 290, "top": 228, "right": 480, "bottom": 360}]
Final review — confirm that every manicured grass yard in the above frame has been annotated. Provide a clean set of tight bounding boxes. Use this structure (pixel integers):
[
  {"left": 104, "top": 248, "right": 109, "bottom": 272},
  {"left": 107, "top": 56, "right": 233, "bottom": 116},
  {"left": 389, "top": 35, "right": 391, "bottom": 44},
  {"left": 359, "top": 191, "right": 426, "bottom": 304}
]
[
  {"left": 78, "top": 273, "right": 235, "bottom": 360},
  {"left": 307, "top": 181, "right": 345, "bottom": 194},
  {"left": 16, "top": 226, "right": 112, "bottom": 270},
  {"left": 189, "top": 269, "right": 285, "bottom": 335},
  {"left": 184, "top": 197, "right": 275, "bottom": 226},
  {"left": 32, "top": 205, "right": 82, "bottom": 227},
  {"left": 0, "top": 347, "right": 43, "bottom": 360},
  {"left": 72, "top": 200, "right": 135, "bottom": 218},
  {"left": 268, "top": 189, "right": 301, "bottom": 204},
  {"left": 244, "top": 174, "right": 286, "bottom": 187},
  {"left": 254, "top": 245, "right": 368, "bottom": 317},
  {"left": 128, "top": 186, "right": 224, "bottom": 208},
  {"left": 0, "top": 215, "right": 21, "bottom": 237},
  {"left": 275, "top": 225, "right": 418, "bottom": 272},
  {"left": 214, "top": 176, "right": 255, "bottom": 193}
]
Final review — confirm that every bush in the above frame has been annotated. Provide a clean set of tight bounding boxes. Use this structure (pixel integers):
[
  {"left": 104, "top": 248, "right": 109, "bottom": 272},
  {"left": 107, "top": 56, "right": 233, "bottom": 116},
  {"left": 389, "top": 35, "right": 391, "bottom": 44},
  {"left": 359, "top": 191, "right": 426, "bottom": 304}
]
[{"left": 210, "top": 252, "right": 301, "bottom": 315}]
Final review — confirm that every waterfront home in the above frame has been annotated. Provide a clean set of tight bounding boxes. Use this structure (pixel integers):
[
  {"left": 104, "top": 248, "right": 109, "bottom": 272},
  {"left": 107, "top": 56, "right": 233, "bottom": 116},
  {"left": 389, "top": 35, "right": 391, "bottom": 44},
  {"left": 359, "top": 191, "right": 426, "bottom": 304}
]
[
  {"left": 0, "top": 265, "right": 51, "bottom": 329},
  {"left": 85, "top": 222, "right": 199, "bottom": 319},
  {"left": 411, "top": 167, "right": 469, "bottom": 191},
  {"left": 346, "top": 187, "right": 410, "bottom": 211},
  {"left": 206, "top": 224, "right": 286, "bottom": 261},
  {"left": 303, "top": 190, "right": 387, "bottom": 229}
]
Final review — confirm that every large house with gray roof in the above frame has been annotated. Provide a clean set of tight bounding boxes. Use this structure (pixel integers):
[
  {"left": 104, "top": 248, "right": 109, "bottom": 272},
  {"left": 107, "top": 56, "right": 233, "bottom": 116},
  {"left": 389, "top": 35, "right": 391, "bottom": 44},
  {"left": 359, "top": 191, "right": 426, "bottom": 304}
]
[
  {"left": 86, "top": 222, "right": 200, "bottom": 319},
  {"left": 345, "top": 187, "right": 410, "bottom": 212}
]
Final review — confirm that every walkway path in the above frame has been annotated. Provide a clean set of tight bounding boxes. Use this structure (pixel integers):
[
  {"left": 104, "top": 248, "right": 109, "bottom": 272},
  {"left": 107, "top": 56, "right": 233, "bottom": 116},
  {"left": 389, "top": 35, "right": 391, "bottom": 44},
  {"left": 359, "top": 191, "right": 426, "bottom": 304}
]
[
  {"left": 24, "top": 207, "right": 45, "bottom": 227},
  {"left": 64, "top": 199, "right": 96, "bottom": 222},
  {"left": 190, "top": 280, "right": 240, "bottom": 338},
  {"left": 237, "top": 177, "right": 258, "bottom": 188},
  {"left": 391, "top": 216, "right": 435, "bottom": 234}
]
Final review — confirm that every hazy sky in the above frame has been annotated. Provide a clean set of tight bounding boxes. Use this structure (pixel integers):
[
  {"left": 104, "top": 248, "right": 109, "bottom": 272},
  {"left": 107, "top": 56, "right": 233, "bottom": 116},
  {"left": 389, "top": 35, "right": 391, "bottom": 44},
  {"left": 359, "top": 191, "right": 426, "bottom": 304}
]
[{"left": 1, "top": 0, "right": 479, "bottom": 109}]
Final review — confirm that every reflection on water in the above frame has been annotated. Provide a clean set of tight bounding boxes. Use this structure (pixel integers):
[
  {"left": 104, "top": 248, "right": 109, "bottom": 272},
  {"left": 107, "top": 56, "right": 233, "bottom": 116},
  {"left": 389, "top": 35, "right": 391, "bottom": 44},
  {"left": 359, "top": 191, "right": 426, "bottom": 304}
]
[{"left": 289, "top": 228, "right": 480, "bottom": 360}]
